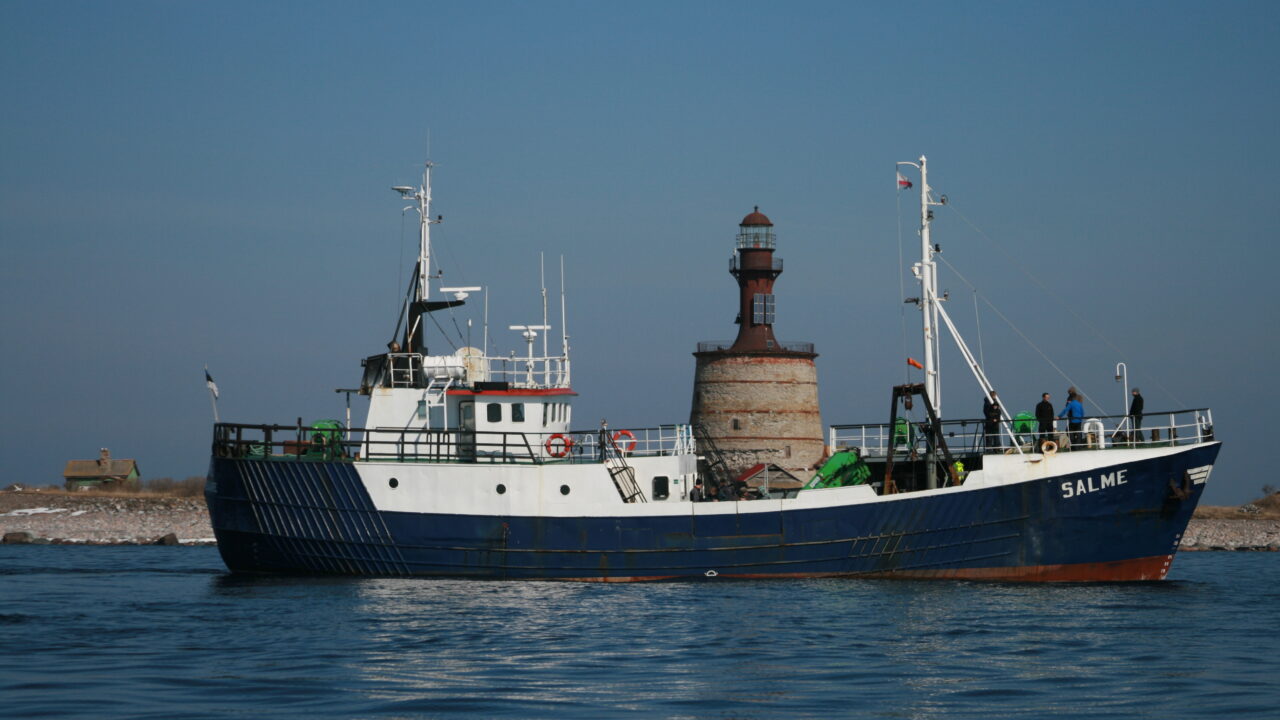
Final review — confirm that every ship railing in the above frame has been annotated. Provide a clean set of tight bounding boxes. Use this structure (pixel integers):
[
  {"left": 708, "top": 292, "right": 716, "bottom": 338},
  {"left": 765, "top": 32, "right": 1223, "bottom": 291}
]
[
  {"left": 479, "top": 354, "right": 571, "bottom": 388},
  {"left": 212, "top": 422, "right": 695, "bottom": 465},
  {"left": 828, "top": 407, "right": 1216, "bottom": 458},
  {"left": 387, "top": 353, "right": 424, "bottom": 388},
  {"left": 362, "top": 352, "right": 572, "bottom": 390}
]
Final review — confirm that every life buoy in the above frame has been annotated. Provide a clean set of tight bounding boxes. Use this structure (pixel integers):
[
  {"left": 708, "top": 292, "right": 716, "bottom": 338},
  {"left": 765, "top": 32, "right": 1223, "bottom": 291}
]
[
  {"left": 611, "top": 429, "right": 637, "bottom": 454},
  {"left": 545, "top": 433, "right": 573, "bottom": 458},
  {"left": 1041, "top": 440, "right": 1058, "bottom": 456}
]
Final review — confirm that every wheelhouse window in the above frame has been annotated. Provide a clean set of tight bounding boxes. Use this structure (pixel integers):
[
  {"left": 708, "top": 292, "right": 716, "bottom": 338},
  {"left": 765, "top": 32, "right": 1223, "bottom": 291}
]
[
  {"left": 487, "top": 403, "right": 502, "bottom": 422},
  {"left": 512, "top": 403, "right": 525, "bottom": 423},
  {"left": 652, "top": 476, "right": 670, "bottom": 501}
]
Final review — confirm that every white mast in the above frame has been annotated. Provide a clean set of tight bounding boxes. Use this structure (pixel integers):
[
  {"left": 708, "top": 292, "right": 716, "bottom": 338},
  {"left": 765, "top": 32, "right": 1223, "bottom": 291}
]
[
  {"left": 560, "top": 255, "right": 570, "bottom": 386},
  {"left": 393, "top": 161, "right": 437, "bottom": 304},
  {"left": 418, "top": 162, "right": 434, "bottom": 302},
  {"left": 540, "top": 253, "right": 549, "bottom": 361},
  {"left": 919, "top": 155, "right": 941, "bottom": 417},
  {"left": 898, "top": 155, "right": 946, "bottom": 417}
]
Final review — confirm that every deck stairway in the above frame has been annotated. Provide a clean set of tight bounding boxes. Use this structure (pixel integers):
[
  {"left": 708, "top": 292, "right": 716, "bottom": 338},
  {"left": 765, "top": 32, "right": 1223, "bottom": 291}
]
[
  {"left": 601, "top": 429, "right": 646, "bottom": 503},
  {"left": 692, "top": 423, "right": 735, "bottom": 490}
]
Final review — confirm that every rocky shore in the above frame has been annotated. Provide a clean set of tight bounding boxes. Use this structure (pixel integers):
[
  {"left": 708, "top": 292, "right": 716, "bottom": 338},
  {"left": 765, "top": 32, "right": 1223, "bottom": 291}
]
[
  {"left": 3, "top": 489, "right": 1279, "bottom": 550},
  {"left": 1, "top": 492, "right": 213, "bottom": 545}
]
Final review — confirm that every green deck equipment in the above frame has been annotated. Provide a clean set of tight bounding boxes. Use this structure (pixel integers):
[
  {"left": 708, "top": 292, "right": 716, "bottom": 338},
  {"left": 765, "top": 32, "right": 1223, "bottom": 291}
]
[
  {"left": 805, "top": 449, "right": 872, "bottom": 489},
  {"left": 304, "top": 419, "right": 346, "bottom": 460},
  {"left": 892, "top": 417, "right": 915, "bottom": 448},
  {"left": 1013, "top": 412, "right": 1036, "bottom": 444}
]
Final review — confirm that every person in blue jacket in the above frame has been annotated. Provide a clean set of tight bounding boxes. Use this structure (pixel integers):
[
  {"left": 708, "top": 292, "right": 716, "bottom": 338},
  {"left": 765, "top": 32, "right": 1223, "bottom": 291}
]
[{"left": 1058, "top": 392, "right": 1085, "bottom": 448}]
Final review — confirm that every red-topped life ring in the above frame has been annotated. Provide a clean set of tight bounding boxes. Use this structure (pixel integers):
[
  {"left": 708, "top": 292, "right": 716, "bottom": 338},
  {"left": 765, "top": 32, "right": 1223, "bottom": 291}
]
[
  {"left": 545, "top": 433, "right": 573, "bottom": 458},
  {"left": 611, "top": 429, "right": 637, "bottom": 454}
]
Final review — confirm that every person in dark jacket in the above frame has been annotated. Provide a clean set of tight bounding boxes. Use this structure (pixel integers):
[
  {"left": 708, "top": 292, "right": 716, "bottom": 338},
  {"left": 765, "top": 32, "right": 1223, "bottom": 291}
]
[
  {"left": 982, "top": 391, "right": 1002, "bottom": 451},
  {"left": 718, "top": 480, "right": 738, "bottom": 502},
  {"left": 1035, "top": 393, "right": 1055, "bottom": 449},
  {"left": 1129, "top": 388, "right": 1145, "bottom": 443},
  {"left": 690, "top": 479, "right": 705, "bottom": 502}
]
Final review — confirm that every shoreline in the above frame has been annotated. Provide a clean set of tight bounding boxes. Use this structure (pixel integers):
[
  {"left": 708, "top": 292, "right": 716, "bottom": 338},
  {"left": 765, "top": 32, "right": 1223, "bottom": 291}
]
[
  {"left": 3, "top": 491, "right": 1278, "bottom": 551},
  {"left": 2, "top": 493, "right": 214, "bottom": 546}
]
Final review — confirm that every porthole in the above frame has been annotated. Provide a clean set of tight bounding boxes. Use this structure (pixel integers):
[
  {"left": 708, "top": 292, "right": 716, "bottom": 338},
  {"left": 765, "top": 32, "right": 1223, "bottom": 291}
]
[
  {"left": 496, "top": 484, "right": 506, "bottom": 494},
  {"left": 389, "top": 477, "right": 399, "bottom": 489},
  {"left": 560, "top": 485, "right": 570, "bottom": 495}
]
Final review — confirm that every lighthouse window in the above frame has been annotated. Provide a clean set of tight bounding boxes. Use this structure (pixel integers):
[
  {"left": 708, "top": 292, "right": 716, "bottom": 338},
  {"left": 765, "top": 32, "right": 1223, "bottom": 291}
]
[
  {"left": 732, "top": 418, "right": 741, "bottom": 430},
  {"left": 512, "top": 403, "right": 525, "bottom": 422},
  {"left": 752, "top": 294, "right": 775, "bottom": 324},
  {"left": 487, "top": 403, "right": 502, "bottom": 422}
]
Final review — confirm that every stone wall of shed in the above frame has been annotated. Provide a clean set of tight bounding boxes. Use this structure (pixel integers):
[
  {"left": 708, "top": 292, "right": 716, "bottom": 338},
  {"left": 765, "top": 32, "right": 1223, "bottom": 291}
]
[{"left": 690, "top": 352, "right": 824, "bottom": 478}]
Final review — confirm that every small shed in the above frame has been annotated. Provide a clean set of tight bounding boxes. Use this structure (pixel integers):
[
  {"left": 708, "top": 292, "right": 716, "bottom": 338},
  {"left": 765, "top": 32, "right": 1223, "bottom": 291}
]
[
  {"left": 63, "top": 448, "right": 140, "bottom": 490},
  {"left": 735, "top": 463, "right": 806, "bottom": 498}
]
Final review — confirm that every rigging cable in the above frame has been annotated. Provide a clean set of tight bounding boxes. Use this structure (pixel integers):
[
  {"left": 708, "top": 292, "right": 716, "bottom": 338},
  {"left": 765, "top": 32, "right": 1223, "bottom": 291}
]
[
  {"left": 942, "top": 203, "right": 1185, "bottom": 408},
  {"left": 973, "top": 290, "right": 985, "bottom": 369},
  {"left": 935, "top": 253, "right": 1101, "bottom": 415},
  {"left": 398, "top": 209, "right": 409, "bottom": 316},
  {"left": 426, "top": 306, "right": 461, "bottom": 353},
  {"left": 432, "top": 223, "right": 471, "bottom": 349}
]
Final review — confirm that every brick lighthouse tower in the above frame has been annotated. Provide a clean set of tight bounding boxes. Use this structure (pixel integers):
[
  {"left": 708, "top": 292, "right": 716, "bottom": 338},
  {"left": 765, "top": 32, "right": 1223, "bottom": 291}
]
[{"left": 690, "top": 208, "right": 823, "bottom": 478}]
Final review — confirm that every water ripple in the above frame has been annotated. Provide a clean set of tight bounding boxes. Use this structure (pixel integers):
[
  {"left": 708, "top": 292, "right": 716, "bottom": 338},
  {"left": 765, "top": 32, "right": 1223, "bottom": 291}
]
[{"left": 0, "top": 548, "right": 1278, "bottom": 718}]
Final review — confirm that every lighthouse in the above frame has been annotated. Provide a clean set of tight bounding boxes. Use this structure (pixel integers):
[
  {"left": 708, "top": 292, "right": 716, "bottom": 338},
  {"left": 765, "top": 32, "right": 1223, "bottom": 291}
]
[{"left": 690, "top": 208, "right": 824, "bottom": 479}]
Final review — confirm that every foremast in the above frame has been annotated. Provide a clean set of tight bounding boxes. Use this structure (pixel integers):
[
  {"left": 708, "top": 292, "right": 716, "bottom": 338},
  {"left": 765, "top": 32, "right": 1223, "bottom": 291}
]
[
  {"left": 896, "top": 156, "right": 1022, "bottom": 457},
  {"left": 897, "top": 156, "right": 946, "bottom": 417}
]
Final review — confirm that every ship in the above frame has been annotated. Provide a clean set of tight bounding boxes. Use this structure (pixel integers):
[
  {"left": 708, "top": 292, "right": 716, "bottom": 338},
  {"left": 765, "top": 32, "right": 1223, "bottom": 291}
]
[{"left": 205, "top": 157, "right": 1220, "bottom": 581}]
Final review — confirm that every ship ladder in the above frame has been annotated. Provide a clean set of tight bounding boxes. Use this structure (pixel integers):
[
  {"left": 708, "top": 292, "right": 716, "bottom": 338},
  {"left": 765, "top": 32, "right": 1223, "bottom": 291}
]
[{"left": 601, "top": 427, "right": 647, "bottom": 503}]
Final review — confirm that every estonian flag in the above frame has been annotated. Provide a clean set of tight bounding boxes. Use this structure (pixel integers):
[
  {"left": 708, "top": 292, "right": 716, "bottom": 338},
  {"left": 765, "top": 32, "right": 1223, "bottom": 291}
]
[
  {"left": 897, "top": 171, "right": 913, "bottom": 190},
  {"left": 205, "top": 369, "right": 219, "bottom": 399}
]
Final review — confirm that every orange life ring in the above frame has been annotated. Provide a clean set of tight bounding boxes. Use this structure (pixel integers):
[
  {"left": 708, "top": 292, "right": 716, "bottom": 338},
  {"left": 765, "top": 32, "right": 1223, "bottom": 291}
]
[
  {"left": 545, "top": 433, "right": 573, "bottom": 458},
  {"left": 611, "top": 429, "right": 637, "bottom": 454}
]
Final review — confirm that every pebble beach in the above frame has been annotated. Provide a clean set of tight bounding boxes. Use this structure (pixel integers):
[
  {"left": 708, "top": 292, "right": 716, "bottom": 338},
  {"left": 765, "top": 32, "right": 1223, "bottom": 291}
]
[{"left": 1, "top": 493, "right": 213, "bottom": 545}]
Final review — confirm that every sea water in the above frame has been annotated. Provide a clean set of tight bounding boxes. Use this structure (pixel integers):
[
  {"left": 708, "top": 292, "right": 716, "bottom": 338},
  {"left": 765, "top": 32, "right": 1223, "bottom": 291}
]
[{"left": 1, "top": 547, "right": 1276, "bottom": 719}]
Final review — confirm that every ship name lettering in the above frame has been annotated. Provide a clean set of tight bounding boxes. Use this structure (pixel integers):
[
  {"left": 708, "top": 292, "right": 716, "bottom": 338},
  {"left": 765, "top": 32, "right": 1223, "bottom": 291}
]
[{"left": 1060, "top": 470, "right": 1127, "bottom": 499}]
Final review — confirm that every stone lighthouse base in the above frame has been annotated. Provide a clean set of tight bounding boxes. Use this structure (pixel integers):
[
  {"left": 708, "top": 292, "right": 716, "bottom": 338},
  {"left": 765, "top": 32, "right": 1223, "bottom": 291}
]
[{"left": 689, "top": 350, "right": 824, "bottom": 479}]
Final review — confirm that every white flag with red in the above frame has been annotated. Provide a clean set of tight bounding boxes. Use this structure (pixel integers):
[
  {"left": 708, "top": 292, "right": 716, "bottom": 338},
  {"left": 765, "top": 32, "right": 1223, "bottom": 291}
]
[{"left": 897, "top": 171, "right": 913, "bottom": 190}]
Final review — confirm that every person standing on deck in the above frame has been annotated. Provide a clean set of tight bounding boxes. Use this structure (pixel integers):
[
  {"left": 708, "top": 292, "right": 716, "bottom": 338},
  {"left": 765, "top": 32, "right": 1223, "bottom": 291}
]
[
  {"left": 1035, "top": 393, "right": 1055, "bottom": 450},
  {"left": 983, "top": 391, "right": 1002, "bottom": 451},
  {"left": 1059, "top": 392, "right": 1085, "bottom": 448},
  {"left": 1129, "top": 388, "right": 1145, "bottom": 444}
]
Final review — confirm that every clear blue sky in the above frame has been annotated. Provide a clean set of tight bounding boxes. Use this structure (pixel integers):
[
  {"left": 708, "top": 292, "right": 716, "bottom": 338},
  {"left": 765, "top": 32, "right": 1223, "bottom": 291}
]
[{"left": 2, "top": 1, "right": 1277, "bottom": 504}]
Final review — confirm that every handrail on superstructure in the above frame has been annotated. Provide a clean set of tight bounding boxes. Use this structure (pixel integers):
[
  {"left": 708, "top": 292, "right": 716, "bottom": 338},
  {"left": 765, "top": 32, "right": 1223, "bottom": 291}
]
[{"left": 212, "top": 422, "right": 694, "bottom": 465}]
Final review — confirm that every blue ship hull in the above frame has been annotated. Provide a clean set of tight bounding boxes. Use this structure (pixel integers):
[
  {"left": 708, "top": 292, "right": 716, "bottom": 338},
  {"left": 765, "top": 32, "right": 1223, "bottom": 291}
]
[{"left": 205, "top": 442, "right": 1219, "bottom": 581}]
